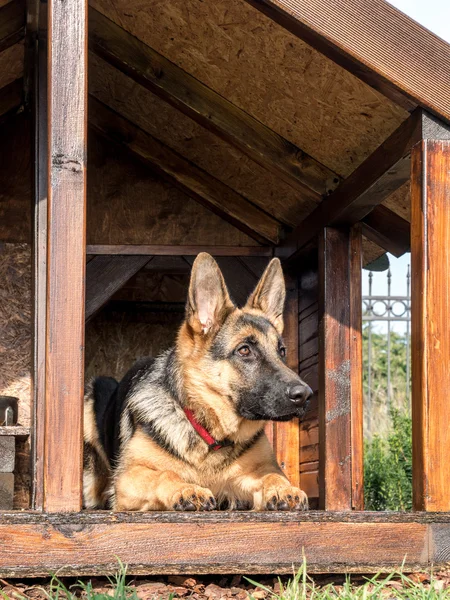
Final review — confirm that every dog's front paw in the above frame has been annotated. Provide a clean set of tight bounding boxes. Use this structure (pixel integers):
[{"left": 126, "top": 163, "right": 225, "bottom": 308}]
[
  {"left": 263, "top": 484, "right": 308, "bottom": 511},
  {"left": 171, "top": 485, "right": 216, "bottom": 511}
]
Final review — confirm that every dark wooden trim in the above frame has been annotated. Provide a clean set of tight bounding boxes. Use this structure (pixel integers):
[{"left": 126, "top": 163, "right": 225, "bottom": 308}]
[
  {"left": 89, "top": 98, "right": 281, "bottom": 245},
  {"left": 86, "top": 245, "right": 273, "bottom": 257},
  {"left": 273, "top": 271, "right": 300, "bottom": 487},
  {"left": 349, "top": 225, "right": 363, "bottom": 510},
  {"left": 0, "top": 511, "right": 443, "bottom": 575},
  {"left": 29, "top": 0, "right": 46, "bottom": 511},
  {"left": 0, "top": 79, "right": 23, "bottom": 124},
  {"left": 361, "top": 207, "right": 410, "bottom": 258},
  {"left": 44, "top": 0, "right": 87, "bottom": 512},
  {"left": 244, "top": 0, "right": 450, "bottom": 122},
  {"left": 411, "top": 140, "right": 450, "bottom": 511},
  {"left": 0, "top": 0, "right": 25, "bottom": 53},
  {"left": 279, "top": 111, "right": 450, "bottom": 264},
  {"left": 318, "top": 227, "right": 362, "bottom": 510},
  {"left": 88, "top": 7, "right": 338, "bottom": 200},
  {"left": 85, "top": 255, "right": 151, "bottom": 322}
]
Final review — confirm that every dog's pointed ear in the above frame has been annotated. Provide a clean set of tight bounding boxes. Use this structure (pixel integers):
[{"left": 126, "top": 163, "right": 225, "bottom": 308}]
[
  {"left": 245, "top": 258, "right": 285, "bottom": 333},
  {"left": 187, "top": 253, "right": 234, "bottom": 336}
]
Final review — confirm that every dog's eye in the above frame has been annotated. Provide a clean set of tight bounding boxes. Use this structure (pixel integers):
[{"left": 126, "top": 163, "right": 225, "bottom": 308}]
[
  {"left": 279, "top": 347, "right": 286, "bottom": 358},
  {"left": 237, "top": 345, "right": 251, "bottom": 357}
]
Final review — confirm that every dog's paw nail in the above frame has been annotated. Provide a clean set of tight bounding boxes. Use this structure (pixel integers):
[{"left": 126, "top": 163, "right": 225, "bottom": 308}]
[
  {"left": 271, "top": 495, "right": 277, "bottom": 503},
  {"left": 294, "top": 495, "right": 300, "bottom": 502},
  {"left": 287, "top": 494, "right": 292, "bottom": 500},
  {"left": 277, "top": 500, "right": 289, "bottom": 510}
]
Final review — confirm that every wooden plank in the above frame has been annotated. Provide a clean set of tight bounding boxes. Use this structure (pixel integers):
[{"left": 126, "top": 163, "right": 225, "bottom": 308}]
[
  {"left": 0, "top": 427, "right": 30, "bottom": 441},
  {"left": 0, "top": 512, "right": 432, "bottom": 575},
  {"left": 29, "top": 0, "right": 46, "bottom": 511},
  {"left": 0, "top": 0, "right": 25, "bottom": 53},
  {"left": 273, "top": 272, "right": 300, "bottom": 487},
  {"left": 244, "top": 0, "right": 450, "bottom": 121},
  {"left": 280, "top": 111, "right": 450, "bottom": 264},
  {"left": 349, "top": 226, "right": 363, "bottom": 510},
  {"left": 89, "top": 98, "right": 280, "bottom": 245},
  {"left": 361, "top": 206, "right": 410, "bottom": 258},
  {"left": 0, "top": 78, "right": 23, "bottom": 123},
  {"left": 44, "top": 0, "right": 87, "bottom": 512},
  {"left": 85, "top": 255, "right": 151, "bottom": 322},
  {"left": 88, "top": 8, "right": 338, "bottom": 200},
  {"left": 86, "top": 245, "right": 273, "bottom": 257},
  {"left": 411, "top": 140, "right": 450, "bottom": 511},
  {"left": 318, "top": 227, "right": 361, "bottom": 510}
]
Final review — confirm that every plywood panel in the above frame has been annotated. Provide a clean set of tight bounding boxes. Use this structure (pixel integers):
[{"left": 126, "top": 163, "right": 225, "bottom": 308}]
[
  {"left": 90, "top": 0, "right": 408, "bottom": 178},
  {"left": 89, "top": 55, "right": 315, "bottom": 227},
  {"left": 87, "top": 131, "right": 258, "bottom": 246}
]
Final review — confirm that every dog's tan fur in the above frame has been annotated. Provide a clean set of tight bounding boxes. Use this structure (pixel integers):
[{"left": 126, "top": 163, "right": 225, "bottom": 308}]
[{"left": 84, "top": 254, "right": 309, "bottom": 511}]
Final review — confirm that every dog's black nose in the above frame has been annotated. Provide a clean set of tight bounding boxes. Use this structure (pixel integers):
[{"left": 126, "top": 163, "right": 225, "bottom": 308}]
[{"left": 288, "top": 383, "right": 313, "bottom": 405}]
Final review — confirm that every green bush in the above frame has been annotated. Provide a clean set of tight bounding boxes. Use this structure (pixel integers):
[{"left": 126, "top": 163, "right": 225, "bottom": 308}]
[{"left": 364, "top": 408, "right": 412, "bottom": 511}]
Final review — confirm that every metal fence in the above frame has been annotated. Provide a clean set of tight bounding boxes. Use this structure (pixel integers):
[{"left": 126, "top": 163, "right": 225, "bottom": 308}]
[{"left": 362, "top": 266, "right": 411, "bottom": 435}]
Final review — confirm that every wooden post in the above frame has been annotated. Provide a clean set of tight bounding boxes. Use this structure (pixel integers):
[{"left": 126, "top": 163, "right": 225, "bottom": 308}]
[
  {"left": 43, "top": 0, "right": 87, "bottom": 511},
  {"left": 273, "top": 272, "right": 300, "bottom": 487},
  {"left": 318, "top": 226, "right": 363, "bottom": 510},
  {"left": 411, "top": 140, "right": 450, "bottom": 511},
  {"left": 30, "top": 0, "right": 47, "bottom": 510}
]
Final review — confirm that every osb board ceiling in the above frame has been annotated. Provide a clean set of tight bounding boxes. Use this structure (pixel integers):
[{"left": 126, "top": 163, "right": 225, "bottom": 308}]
[
  {"left": 90, "top": 0, "right": 408, "bottom": 178},
  {"left": 90, "top": 55, "right": 315, "bottom": 227},
  {"left": 0, "top": 43, "right": 23, "bottom": 89},
  {"left": 382, "top": 181, "right": 411, "bottom": 222},
  {"left": 88, "top": 130, "right": 257, "bottom": 246}
]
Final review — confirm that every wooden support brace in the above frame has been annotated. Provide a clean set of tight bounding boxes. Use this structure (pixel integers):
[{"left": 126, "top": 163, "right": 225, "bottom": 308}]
[
  {"left": 411, "top": 139, "right": 450, "bottom": 511},
  {"left": 85, "top": 255, "right": 152, "bottom": 322},
  {"left": 318, "top": 226, "right": 363, "bottom": 510}
]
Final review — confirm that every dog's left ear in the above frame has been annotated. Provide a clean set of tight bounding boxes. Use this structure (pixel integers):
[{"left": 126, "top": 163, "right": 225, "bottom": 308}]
[
  {"left": 188, "top": 253, "right": 234, "bottom": 336},
  {"left": 245, "top": 258, "right": 285, "bottom": 333}
]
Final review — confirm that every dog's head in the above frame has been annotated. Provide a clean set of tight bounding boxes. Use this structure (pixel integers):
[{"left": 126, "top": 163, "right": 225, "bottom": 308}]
[{"left": 179, "top": 253, "right": 312, "bottom": 422}]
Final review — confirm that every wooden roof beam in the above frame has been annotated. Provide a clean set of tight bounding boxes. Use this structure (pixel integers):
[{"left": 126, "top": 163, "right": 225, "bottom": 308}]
[
  {"left": 88, "top": 7, "right": 338, "bottom": 199},
  {"left": 245, "top": 0, "right": 450, "bottom": 122},
  {"left": 0, "top": 0, "right": 25, "bottom": 53},
  {"left": 89, "top": 97, "right": 281, "bottom": 246},
  {"left": 278, "top": 110, "right": 450, "bottom": 264}
]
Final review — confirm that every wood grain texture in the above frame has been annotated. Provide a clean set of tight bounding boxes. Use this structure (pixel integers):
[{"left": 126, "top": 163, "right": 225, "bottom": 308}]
[
  {"left": 89, "top": 98, "right": 280, "bottom": 245},
  {"left": 279, "top": 110, "right": 443, "bottom": 263},
  {"left": 87, "top": 245, "right": 272, "bottom": 257},
  {"left": 274, "top": 271, "right": 300, "bottom": 487},
  {"left": 411, "top": 140, "right": 450, "bottom": 511},
  {"left": 88, "top": 8, "right": 337, "bottom": 200},
  {"left": 245, "top": 0, "right": 450, "bottom": 121},
  {"left": 349, "top": 226, "right": 363, "bottom": 510},
  {"left": 318, "top": 227, "right": 362, "bottom": 510},
  {"left": 85, "top": 256, "right": 151, "bottom": 322},
  {"left": 0, "top": 0, "right": 25, "bottom": 53},
  {"left": 298, "top": 264, "right": 319, "bottom": 504},
  {"left": 44, "top": 0, "right": 87, "bottom": 511},
  {"left": 0, "top": 512, "right": 430, "bottom": 575},
  {"left": 30, "top": 2, "right": 47, "bottom": 510}
]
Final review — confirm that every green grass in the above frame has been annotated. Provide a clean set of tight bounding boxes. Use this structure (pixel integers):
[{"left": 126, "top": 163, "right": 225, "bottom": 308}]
[
  {"left": 247, "top": 560, "right": 450, "bottom": 600},
  {"left": 1, "top": 559, "right": 449, "bottom": 600}
]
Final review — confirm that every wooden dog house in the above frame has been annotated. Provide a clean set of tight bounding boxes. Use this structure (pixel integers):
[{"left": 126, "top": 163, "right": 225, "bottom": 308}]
[{"left": 1, "top": 0, "right": 450, "bottom": 575}]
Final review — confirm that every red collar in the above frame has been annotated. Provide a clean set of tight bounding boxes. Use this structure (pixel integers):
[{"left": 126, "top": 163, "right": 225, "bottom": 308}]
[{"left": 183, "top": 408, "right": 233, "bottom": 451}]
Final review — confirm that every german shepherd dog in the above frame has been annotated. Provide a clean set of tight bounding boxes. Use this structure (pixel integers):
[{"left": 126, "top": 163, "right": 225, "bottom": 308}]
[{"left": 83, "top": 253, "right": 312, "bottom": 511}]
